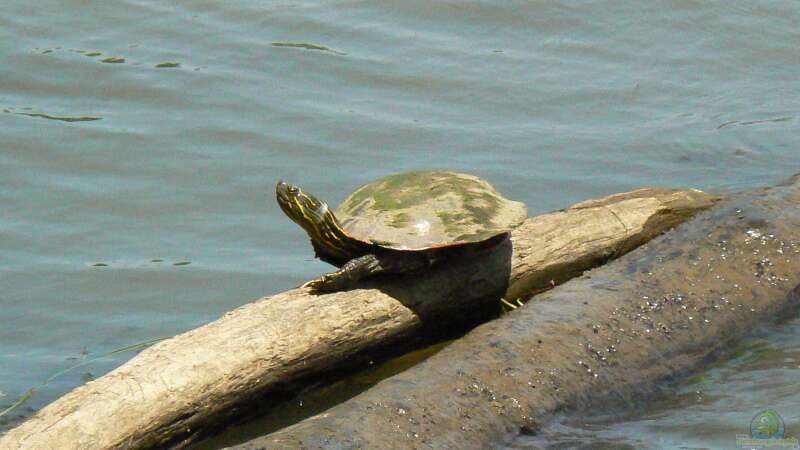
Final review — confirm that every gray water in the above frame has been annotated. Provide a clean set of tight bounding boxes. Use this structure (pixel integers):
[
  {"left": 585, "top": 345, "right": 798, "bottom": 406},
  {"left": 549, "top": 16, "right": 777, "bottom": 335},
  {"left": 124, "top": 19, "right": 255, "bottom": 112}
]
[
  {"left": 506, "top": 316, "right": 800, "bottom": 449},
  {"left": 1, "top": 0, "right": 798, "bottom": 446}
]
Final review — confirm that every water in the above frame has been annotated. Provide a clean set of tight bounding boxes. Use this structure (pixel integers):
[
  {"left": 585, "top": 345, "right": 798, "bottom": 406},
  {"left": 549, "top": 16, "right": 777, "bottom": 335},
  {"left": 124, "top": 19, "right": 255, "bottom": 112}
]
[
  {"left": 506, "top": 317, "right": 800, "bottom": 449},
  {"left": 1, "top": 0, "right": 798, "bottom": 443}
]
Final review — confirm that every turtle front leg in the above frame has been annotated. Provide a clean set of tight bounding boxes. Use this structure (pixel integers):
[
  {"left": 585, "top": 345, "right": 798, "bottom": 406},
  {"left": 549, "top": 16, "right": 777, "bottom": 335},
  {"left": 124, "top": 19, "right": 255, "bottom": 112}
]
[
  {"left": 304, "top": 253, "right": 428, "bottom": 292},
  {"left": 304, "top": 254, "right": 381, "bottom": 291}
]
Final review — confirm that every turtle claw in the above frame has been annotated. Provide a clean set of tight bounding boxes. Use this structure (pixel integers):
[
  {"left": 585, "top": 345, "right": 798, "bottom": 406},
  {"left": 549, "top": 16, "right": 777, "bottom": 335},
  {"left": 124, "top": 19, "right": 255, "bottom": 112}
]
[
  {"left": 302, "top": 277, "right": 325, "bottom": 290},
  {"left": 302, "top": 271, "right": 352, "bottom": 292},
  {"left": 303, "top": 274, "right": 344, "bottom": 292}
]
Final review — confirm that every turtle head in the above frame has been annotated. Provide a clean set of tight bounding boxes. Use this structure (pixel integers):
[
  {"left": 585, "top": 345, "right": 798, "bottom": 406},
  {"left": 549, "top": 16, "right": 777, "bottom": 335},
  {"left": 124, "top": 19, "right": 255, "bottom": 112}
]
[
  {"left": 276, "top": 180, "right": 330, "bottom": 226},
  {"left": 276, "top": 181, "right": 360, "bottom": 260}
]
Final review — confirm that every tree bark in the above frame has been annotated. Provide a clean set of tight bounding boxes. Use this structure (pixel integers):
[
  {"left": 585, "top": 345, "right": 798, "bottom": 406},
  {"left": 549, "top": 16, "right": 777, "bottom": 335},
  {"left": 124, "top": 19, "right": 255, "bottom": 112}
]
[
  {"left": 0, "top": 188, "right": 718, "bottom": 450},
  {"left": 241, "top": 175, "right": 800, "bottom": 450}
]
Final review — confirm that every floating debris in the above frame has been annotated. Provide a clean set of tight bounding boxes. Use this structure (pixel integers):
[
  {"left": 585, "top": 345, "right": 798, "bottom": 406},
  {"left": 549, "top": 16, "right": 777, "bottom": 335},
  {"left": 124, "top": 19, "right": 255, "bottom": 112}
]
[
  {"left": 155, "top": 62, "right": 180, "bottom": 68},
  {"left": 100, "top": 57, "right": 125, "bottom": 64},
  {"left": 173, "top": 261, "right": 191, "bottom": 266}
]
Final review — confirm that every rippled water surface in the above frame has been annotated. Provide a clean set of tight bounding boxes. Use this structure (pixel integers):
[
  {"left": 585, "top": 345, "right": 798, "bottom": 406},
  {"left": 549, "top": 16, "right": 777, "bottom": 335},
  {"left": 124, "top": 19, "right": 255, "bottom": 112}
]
[{"left": 1, "top": 0, "right": 798, "bottom": 444}]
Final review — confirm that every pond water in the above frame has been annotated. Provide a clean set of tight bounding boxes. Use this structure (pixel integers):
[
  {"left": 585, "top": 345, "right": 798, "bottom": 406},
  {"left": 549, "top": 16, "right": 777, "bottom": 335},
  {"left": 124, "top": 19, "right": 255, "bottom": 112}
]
[
  {"left": 1, "top": 0, "right": 798, "bottom": 446},
  {"left": 505, "top": 316, "right": 800, "bottom": 449}
]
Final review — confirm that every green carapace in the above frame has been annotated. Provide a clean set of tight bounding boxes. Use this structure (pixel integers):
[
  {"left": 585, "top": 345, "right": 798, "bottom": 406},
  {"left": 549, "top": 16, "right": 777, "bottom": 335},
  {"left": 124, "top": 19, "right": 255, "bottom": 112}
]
[{"left": 276, "top": 171, "right": 527, "bottom": 291}]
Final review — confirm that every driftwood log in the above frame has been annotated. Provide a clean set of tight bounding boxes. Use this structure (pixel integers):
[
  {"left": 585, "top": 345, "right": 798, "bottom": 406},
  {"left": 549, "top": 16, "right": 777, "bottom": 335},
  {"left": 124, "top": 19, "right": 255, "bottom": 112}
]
[
  {"left": 0, "top": 188, "right": 718, "bottom": 450},
  {"left": 241, "top": 174, "right": 800, "bottom": 450}
]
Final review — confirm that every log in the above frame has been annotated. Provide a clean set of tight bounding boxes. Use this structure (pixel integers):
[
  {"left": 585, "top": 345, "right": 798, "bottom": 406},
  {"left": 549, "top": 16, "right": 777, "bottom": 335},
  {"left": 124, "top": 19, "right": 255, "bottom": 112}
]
[
  {"left": 0, "top": 188, "right": 718, "bottom": 450},
  {"left": 241, "top": 174, "right": 800, "bottom": 450}
]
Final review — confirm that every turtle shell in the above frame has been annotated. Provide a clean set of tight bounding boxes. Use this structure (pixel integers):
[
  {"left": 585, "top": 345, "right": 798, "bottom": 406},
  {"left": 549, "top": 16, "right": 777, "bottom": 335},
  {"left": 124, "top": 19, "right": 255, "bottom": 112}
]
[{"left": 334, "top": 171, "right": 527, "bottom": 251}]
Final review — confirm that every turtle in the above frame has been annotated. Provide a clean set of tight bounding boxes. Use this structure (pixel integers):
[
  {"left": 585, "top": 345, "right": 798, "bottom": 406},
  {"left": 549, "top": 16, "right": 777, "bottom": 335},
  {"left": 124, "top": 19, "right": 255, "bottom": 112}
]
[{"left": 275, "top": 170, "right": 527, "bottom": 291}]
